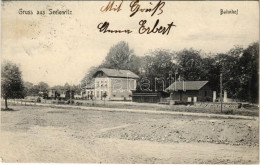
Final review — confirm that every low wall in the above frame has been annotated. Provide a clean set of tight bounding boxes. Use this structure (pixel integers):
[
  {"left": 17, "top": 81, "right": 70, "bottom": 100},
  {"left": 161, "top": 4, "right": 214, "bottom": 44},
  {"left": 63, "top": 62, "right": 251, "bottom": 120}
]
[{"left": 194, "top": 102, "right": 242, "bottom": 109}]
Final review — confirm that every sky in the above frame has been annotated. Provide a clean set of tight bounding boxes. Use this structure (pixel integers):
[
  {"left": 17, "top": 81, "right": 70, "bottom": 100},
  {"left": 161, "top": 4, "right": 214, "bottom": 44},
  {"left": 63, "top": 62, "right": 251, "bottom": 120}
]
[{"left": 1, "top": 1, "right": 259, "bottom": 86}]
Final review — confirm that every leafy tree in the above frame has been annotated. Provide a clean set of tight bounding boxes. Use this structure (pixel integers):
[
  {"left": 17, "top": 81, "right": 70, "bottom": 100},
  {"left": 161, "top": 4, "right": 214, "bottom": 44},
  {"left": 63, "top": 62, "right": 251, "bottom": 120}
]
[
  {"left": 212, "top": 53, "right": 240, "bottom": 98},
  {"left": 37, "top": 82, "right": 49, "bottom": 92},
  {"left": 62, "top": 83, "right": 81, "bottom": 95},
  {"left": 64, "top": 83, "right": 70, "bottom": 90},
  {"left": 101, "top": 41, "right": 135, "bottom": 69},
  {"left": 81, "top": 66, "right": 99, "bottom": 87},
  {"left": 1, "top": 61, "right": 24, "bottom": 109},
  {"left": 82, "top": 41, "right": 141, "bottom": 87},
  {"left": 227, "top": 45, "right": 243, "bottom": 57},
  {"left": 237, "top": 42, "right": 259, "bottom": 103},
  {"left": 23, "top": 81, "right": 49, "bottom": 97},
  {"left": 100, "top": 41, "right": 141, "bottom": 75},
  {"left": 72, "top": 85, "right": 82, "bottom": 94},
  {"left": 51, "top": 85, "right": 64, "bottom": 94},
  {"left": 138, "top": 49, "right": 175, "bottom": 91},
  {"left": 24, "top": 81, "right": 34, "bottom": 96},
  {"left": 210, "top": 43, "right": 259, "bottom": 103},
  {"left": 176, "top": 48, "right": 204, "bottom": 81}
]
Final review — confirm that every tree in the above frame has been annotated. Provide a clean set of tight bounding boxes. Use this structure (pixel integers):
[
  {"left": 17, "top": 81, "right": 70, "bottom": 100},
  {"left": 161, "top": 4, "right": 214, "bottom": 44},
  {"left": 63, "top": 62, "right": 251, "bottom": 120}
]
[
  {"left": 64, "top": 83, "right": 71, "bottom": 90},
  {"left": 24, "top": 81, "right": 34, "bottom": 96},
  {"left": 82, "top": 41, "right": 141, "bottom": 88},
  {"left": 1, "top": 61, "right": 24, "bottom": 109},
  {"left": 138, "top": 49, "right": 175, "bottom": 91},
  {"left": 213, "top": 53, "right": 240, "bottom": 99},
  {"left": 100, "top": 41, "right": 141, "bottom": 74},
  {"left": 209, "top": 43, "right": 258, "bottom": 103},
  {"left": 176, "top": 48, "right": 204, "bottom": 81},
  {"left": 227, "top": 45, "right": 243, "bottom": 58},
  {"left": 37, "top": 82, "right": 49, "bottom": 92},
  {"left": 81, "top": 66, "right": 99, "bottom": 87},
  {"left": 23, "top": 81, "right": 49, "bottom": 97},
  {"left": 101, "top": 41, "right": 134, "bottom": 69},
  {"left": 237, "top": 42, "right": 259, "bottom": 103}
]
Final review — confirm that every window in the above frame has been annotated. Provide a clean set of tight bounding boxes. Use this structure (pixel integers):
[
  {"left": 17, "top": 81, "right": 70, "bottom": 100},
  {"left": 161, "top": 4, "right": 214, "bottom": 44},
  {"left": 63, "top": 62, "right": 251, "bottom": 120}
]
[{"left": 204, "top": 91, "right": 207, "bottom": 97}]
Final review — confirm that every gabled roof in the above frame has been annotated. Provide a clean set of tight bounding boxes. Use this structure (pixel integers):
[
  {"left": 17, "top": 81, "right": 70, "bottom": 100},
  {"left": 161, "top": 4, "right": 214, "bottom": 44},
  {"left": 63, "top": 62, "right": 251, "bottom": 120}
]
[
  {"left": 82, "top": 80, "right": 95, "bottom": 89},
  {"left": 165, "top": 81, "right": 209, "bottom": 91},
  {"left": 93, "top": 68, "right": 139, "bottom": 79}
]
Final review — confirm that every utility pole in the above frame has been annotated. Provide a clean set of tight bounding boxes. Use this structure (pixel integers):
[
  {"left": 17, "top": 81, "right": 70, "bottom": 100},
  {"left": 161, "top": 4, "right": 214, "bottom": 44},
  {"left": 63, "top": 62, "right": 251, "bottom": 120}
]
[
  {"left": 175, "top": 72, "right": 177, "bottom": 91},
  {"left": 70, "top": 83, "right": 72, "bottom": 105},
  {"left": 220, "top": 73, "right": 223, "bottom": 113},
  {"left": 169, "top": 71, "right": 173, "bottom": 90}
]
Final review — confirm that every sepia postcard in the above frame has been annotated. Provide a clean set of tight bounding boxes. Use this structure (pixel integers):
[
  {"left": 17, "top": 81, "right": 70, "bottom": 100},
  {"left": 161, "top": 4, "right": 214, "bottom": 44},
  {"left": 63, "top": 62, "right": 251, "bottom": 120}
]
[{"left": 1, "top": 0, "right": 259, "bottom": 164}]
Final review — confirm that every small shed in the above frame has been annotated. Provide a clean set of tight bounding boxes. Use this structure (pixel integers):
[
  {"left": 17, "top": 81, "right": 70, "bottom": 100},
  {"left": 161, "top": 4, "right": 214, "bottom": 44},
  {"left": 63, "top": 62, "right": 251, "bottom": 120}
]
[
  {"left": 59, "top": 89, "right": 75, "bottom": 100},
  {"left": 165, "top": 81, "right": 213, "bottom": 102},
  {"left": 47, "top": 88, "right": 59, "bottom": 99}
]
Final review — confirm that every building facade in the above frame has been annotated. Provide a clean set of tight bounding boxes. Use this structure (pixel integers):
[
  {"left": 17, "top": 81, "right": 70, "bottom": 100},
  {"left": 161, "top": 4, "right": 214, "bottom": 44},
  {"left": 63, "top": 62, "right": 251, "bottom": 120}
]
[
  {"left": 47, "top": 88, "right": 57, "bottom": 99},
  {"left": 93, "top": 68, "right": 139, "bottom": 101},
  {"left": 58, "top": 89, "right": 75, "bottom": 100}
]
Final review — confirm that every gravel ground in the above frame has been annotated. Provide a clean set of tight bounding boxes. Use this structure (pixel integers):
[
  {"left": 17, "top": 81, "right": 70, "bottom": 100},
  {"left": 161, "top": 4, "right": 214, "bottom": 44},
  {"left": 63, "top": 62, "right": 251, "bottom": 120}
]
[{"left": 0, "top": 104, "right": 258, "bottom": 163}]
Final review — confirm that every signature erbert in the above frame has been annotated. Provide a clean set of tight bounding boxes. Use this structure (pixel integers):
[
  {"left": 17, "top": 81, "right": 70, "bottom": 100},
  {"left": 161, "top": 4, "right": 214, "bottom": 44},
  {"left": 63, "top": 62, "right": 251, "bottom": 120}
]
[
  {"left": 97, "top": 19, "right": 176, "bottom": 35},
  {"left": 100, "top": 0, "right": 165, "bottom": 17},
  {"left": 139, "top": 19, "right": 175, "bottom": 35}
]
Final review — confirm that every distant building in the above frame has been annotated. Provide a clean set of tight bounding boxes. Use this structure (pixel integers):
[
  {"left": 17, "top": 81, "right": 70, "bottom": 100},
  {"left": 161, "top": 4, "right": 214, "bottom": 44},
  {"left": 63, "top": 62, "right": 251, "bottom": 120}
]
[
  {"left": 59, "top": 89, "right": 75, "bottom": 100},
  {"left": 74, "top": 93, "right": 82, "bottom": 99},
  {"left": 47, "top": 88, "right": 58, "bottom": 99},
  {"left": 165, "top": 81, "right": 213, "bottom": 102},
  {"left": 93, "top": 68, "right": 139, "bottom": 101},
  {"left": 82, "top": 83, "right": 95, "bottom": 100}
]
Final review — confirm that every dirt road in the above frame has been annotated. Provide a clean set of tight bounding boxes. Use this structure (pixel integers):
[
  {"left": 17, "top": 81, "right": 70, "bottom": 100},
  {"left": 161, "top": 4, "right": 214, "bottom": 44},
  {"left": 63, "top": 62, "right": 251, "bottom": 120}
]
[{"left": 0, "top": 105, "right": 258, "bottom": 163}]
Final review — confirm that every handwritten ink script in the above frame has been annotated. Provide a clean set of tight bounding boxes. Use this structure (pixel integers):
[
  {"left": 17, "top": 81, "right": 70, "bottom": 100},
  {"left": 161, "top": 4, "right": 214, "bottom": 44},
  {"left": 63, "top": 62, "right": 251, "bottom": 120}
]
[
  {"left": 129, "top": 0, "right": 165, "bottom": 17},
  {"left": 98, "top": 0, "right": 176, "bottom": 35}
]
